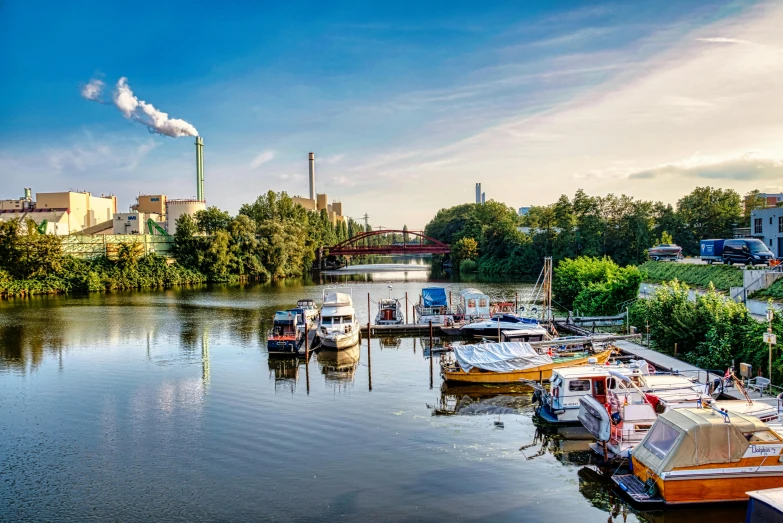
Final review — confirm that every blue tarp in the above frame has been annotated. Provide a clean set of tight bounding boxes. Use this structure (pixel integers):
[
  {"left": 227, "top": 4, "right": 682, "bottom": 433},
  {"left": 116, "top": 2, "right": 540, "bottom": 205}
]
[{"left": 422, "top": 287, "right": 448, "bottom": 307}]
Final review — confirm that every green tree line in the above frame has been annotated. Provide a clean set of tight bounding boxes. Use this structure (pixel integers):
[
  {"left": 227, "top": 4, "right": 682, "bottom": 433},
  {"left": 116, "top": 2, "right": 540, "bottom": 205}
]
[{"left": 425, "top": 186, "right": 755, "bottom": 275}]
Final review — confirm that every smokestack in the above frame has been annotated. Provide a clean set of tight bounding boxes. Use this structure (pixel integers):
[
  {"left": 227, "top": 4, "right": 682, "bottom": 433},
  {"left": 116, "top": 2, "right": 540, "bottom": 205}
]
[
  {"left": 309, "top": 152, "right": 316, "bottom": 200},
  {"left": 23, "top": 187, "right": 31, "bottom": 201},
  {"left": 475, "top": 183, "right": 481, "bottom": 204},
  {"left": 196, "top": 137, "right": 204, "bottom": 201},
  {"left": 481, "top": 192, "right": 486, "bottom": 204}
]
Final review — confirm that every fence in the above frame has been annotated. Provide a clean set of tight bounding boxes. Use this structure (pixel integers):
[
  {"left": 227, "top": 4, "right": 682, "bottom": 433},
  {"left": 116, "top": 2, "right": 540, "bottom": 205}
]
[{"left": 62, "top": 234, "right": 174, "bottom": 259}]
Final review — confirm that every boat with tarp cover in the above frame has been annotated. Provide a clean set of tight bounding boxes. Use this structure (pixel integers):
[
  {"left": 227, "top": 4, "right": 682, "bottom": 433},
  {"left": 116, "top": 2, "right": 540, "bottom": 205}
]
[
  {"left": 613, "top": 408, "right": 783, "bottom": 505},
  {"left": 440, "top": 341, "right": 614, "bottom": 384},
  {"left": 414, "top": 287, "right": 458, "bottom": 325}
]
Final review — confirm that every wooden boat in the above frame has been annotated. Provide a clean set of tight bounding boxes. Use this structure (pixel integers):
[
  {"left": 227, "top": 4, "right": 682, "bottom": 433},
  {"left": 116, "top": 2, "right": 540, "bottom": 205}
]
[
  {"left": 440, "top": 342, "right": 615, "bottom": 384},
  {"left": 613, "top": 408, "right": 783, "bottom": 505}
]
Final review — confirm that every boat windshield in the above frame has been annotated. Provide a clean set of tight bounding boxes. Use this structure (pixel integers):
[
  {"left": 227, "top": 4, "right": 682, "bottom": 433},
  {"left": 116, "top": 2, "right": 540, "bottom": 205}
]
[
  {"left": 322, "top": 315, "right": 353, "bottom": 325},
  {"left": 643, "top": 421, "right": 680, "bottom": 459}
]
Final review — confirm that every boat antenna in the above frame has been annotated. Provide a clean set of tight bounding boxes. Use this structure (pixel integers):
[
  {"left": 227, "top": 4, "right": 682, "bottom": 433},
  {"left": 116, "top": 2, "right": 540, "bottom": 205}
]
[{"left": 388, "top": 284, "right": 393, "bottom": 300}]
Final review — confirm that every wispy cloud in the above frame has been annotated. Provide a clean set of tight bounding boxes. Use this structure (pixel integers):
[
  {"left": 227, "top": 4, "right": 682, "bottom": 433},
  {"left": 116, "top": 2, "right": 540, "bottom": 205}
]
[
  {"left": 628, "top": 152, "right": 783, "bottom": 180},
  {"left": 697, "top": 36, "right": 753, "bottom": 44},
  {"left": 250, "top": 150, "right": 276, "bottom": 169}
]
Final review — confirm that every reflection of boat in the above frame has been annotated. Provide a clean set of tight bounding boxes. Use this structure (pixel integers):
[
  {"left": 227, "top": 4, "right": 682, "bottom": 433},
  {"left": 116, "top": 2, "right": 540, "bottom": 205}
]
[
  {"left": 414, "top": 287, "right": 458, "bottom": 325},
  {"left": 296, "top": 299, "right": 319, "bottom": 325},
  {"left": 317, "top": 291, "right": 360, "bottom": 349},
  {"left": 440, "top": 342, "right": 614, "bottom": 384},
  {"left": 317, "top": 345, "right": 360, "bottom": 384},
  {"left": 378, "top": 337, "right": 402, "bottom": 349},
  {"left": 434, "top": 382, "right": 533, "bottom": 416},
  {"left": 267, "top": 310, "right": 304, "bottom": 353},
  {"left": 613, "top": 408, "right": 783, "bottom": 505},
  {"left": 461, "top": 314, "right": 547, "bottom": 340}
]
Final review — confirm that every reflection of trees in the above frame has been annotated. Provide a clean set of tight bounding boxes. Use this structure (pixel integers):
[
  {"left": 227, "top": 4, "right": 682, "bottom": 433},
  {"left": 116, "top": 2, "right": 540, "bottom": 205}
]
[{"left": 0, "top": 316, "right": 65, "bottom": 372}]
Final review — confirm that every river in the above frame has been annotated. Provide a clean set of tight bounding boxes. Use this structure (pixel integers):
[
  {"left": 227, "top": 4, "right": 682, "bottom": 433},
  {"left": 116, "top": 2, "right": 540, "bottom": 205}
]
[{"left": 0, "top": 261, "right": 747, "bottom": 522}]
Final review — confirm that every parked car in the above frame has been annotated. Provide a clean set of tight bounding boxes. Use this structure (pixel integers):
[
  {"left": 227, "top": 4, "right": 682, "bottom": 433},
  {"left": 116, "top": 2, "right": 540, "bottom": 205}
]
[
  {"left": 647, "top": 243, "right": 683, "bottom": 261},
  {"left": 722, "top": 238, "right": 775, "bottom": 266},
  {"left": 700, "top": 239, "right": 725, "bottom": 265}
]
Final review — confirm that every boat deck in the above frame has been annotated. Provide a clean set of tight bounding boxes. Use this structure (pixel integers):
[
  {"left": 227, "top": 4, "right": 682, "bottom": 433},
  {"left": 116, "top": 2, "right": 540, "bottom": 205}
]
[{"left": 612, "top": 474, "right": 663, "bottom": 505}]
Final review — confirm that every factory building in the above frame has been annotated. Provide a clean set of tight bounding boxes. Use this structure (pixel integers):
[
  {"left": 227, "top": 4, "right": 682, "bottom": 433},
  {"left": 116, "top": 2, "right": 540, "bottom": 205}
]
[
  {"left": 166, "top": 199, "right": 207, "bottom": 234},
  {"left": 131, "top": 194, "right": 168, "bottom": 216},
  {"left": 113, "top": 212, "right": 163, "bottom": 235},
  {"left": 0, "top": 189, "right": 116, "bottom": 235},
  {"left": 291, "top": 153, "right": 345, "bottom": 224}
]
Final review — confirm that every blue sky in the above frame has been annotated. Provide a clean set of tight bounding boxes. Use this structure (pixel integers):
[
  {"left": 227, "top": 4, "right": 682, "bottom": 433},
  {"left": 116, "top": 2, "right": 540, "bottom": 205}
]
[{"left": 2, "top": 0, "right": 781, "bottom": 227}]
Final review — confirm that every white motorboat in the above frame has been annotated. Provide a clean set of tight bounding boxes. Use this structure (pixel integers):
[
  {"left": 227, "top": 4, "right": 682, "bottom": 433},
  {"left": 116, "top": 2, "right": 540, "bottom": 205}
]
[
  {"left": 461, "top": 314, "right": 548, "bottom": 340},
  {"left": 376, "top": 285, "right": 404, "bottom": 325},
  {"left": 317, "top": 291, "right": 361, "bottom": 349},
  {"left": 414, "top": 287, "right": 457, "bottom": 325},
  {"left": 296, "top": 299, "right": 319, "bottom": 326}
]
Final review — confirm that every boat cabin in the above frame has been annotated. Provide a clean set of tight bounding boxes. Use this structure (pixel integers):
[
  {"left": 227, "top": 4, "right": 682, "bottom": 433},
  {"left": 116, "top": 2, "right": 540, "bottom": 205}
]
[
  {"left": 459, "top": 288, "right": 490, "bottom": 319},
  {"left": 271, "top": 311, "right": 299, "bottom": 337},
  {"left": 746, "top": 488, "right": 783, "bottom": 522}
]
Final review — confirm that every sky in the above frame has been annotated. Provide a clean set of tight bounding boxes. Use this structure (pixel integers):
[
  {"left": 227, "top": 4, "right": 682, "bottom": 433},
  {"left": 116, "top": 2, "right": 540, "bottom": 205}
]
[{"left": 1, "top": 0, "right": 782, "bottom": 228}]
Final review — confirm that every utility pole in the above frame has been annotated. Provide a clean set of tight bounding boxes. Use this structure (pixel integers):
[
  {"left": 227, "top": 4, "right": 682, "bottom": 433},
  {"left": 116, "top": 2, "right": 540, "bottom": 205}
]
[{"left": 766, "top": 309, "right": 777, "bottom": 383}]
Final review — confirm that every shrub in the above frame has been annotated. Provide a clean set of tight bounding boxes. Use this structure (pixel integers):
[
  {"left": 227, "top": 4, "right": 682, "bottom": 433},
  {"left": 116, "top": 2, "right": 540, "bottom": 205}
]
[
  {"left": 553, "top": 256, "right": 641, "bottom": 315},
  {"left": 639, "top": 261, "right": 742, "bottom": 290},
  {"left": 459, "top": 259, "right": 478, "bottom": 273}
]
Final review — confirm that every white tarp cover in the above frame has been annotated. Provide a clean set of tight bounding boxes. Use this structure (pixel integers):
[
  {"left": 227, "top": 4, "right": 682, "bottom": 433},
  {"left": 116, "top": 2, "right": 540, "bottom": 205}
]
[
  {"left": 324, "top": 292, "right": 352, "bottom": 307},
  {"left": 633, "top": 408, "right": 766, "bottom": 475},
  {"left": 454, "top": 342, "right": 552, "bottom": 373}
]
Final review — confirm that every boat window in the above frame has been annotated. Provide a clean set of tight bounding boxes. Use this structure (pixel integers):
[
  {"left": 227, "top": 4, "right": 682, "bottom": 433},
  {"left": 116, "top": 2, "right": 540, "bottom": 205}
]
[
  {"left": 593, "top": 380, "right": 606, "bottom": 395},
  {"left": 529, "top": 335, "right": 543, "bottom": 342},
  {"left": 643, "top": 422, "right": 680, "bottom": 459},
  {"left": 607, "top": 378, "right": 617, "bottom": 390},
  {"left": 569, "top": 380, "right": 591, "bottom": 392},
  {"left": 479, "top": 298, "right": 488, "bottom": 307},
  {"left": 468, "top": 299, "right": 476, "bottom": 308},
  {"left": 748, "top": 430, "right": 780, "bottom": 442}
]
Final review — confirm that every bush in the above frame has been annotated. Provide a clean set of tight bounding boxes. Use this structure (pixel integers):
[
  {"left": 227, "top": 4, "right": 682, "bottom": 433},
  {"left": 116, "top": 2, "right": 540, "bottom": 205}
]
[
  {"left": 459, "top": 259, "right": 478, "bottom": 273},
  {"left": 639, "top": 261, "right": 742, "bottom": 290},
  {"left": 553, "top": 256, "right": 641, "bottom": 315}
]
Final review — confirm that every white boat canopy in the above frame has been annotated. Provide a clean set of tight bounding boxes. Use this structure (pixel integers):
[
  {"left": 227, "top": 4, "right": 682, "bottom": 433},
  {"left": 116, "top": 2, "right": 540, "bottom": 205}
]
[
  {"left": 453, "top": 342, "right": 552, "bottom": 373},
  {"left": 324, "top": 292, "right": 353, "bottom": 307},
  {"left": 459, "top": 288, "right": 490, "bottom": 317}
]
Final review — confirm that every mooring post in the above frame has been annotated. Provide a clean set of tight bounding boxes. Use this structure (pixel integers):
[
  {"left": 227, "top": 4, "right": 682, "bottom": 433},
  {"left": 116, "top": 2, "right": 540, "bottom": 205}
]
[
  {"left": 304, "top": 322, "right": 310, "bottom": 395},
  {"left": 405, "top": 292, "right": 409, "bottom": 325},
  {"left": 515, "top": 292, "right": 518, "bottom": 312},
  {"left": 674, "top": 343, "right": 677, "bottom": 356},
  {"left": 368, "top": 325, "right": 373, "bottom": 392},
  {"left": 429, "top": 320, "right": 434, "bottom": 389}
]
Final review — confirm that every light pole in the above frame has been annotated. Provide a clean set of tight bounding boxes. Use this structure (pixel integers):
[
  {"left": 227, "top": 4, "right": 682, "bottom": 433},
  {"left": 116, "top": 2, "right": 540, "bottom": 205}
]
[{"left": 766, "top": 309, "right": 777, "bottom": 383}]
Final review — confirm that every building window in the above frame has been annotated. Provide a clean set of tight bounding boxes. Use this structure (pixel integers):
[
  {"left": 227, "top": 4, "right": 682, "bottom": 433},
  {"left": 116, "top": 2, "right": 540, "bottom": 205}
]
[
  {"left": 771, "top": 217, "right": 774, "bottom": 225},
  {"left": 755, "top": 218, "right": 763, "bottom": 234},
  {"left": 778, "top": 216, "right": 783, "bottom": 233},
  {"left": 770, "top": 238, "right": 773, "bottom": 247}
]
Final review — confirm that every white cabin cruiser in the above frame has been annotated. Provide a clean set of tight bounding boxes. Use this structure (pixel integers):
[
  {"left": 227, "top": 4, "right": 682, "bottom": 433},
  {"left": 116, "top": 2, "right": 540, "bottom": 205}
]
[
  {"left": 296, "top": 299, "right": 319, "bottom": 326},
  {"left": 414, "top": 287, "right": 457, "bottom": 325},
  {"left": 317, "top": 291, "right": 360, "bottom": 349},
  {"left": 461, "top": 314, "right": 547, "bottom": 340}
]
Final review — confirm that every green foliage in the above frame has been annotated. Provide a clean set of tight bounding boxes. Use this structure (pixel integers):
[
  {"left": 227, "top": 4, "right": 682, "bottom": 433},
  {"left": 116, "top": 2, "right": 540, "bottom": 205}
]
[
  {"left": 459, "top": 259, "right": 478, "bottom": 273},
  {"left": 656, "top": 231, "right": 674, "bottom": 246},
  {"left": 553, "top": 256, "right": 641, "bottom": 315},
  {"left": 639, "top": 261, "right": 742, "bottom": 291},
  {"left": 676, "top": 187, "right": 742, "bottom": 254},
  {"left": 750, "top": 279, "right": 783, "bottom": 301},
  {"left": 194, "top": 206, "right": 232, "bottom": 234},
  {"left": 452, "top": 237, "right": 478, "bottom": 263},
  {"left": 629, "top": 281, "right": 783, "bottom": 380}
]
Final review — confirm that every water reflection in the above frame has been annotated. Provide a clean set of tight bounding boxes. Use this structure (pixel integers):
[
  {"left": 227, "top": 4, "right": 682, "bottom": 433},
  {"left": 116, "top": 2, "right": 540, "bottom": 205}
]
[
  {"left": 317, "top": 344, "right": 361, "bottom": 389},
  {"left": 267, "top": 354, "right": 311, "bottom": 394},
  {"left": 433, "top": 383, "right": 534, "bottom": 416}
]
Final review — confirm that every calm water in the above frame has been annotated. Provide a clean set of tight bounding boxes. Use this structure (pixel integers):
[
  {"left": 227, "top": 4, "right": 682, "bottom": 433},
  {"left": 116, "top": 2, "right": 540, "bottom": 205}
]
[{"left": 0, "top": 264, "right": 748, "bottom": 522}]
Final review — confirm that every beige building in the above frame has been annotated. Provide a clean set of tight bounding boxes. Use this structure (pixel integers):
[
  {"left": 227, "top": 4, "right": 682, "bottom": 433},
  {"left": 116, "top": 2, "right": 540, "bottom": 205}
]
[
  {"left": 0, "top": 209, "right": 71, "bottom": 235},
  {"left": 292, "top": 193, "right": 345, "bottom": 224},
  {"left": 113, "top": 212, "right": 163, "bottom": 235},
  {"left": 132, "top": 194, "right": 167, "bottom": 216},
  {"left": 36, "top": 191, "right": 117, "bottom": 233}
]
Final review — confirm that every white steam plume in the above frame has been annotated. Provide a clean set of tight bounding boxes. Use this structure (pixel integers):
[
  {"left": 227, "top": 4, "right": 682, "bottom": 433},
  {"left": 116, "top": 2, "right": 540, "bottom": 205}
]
[
  {"left": 81, "top": 79, "right": 105, "bottom": 101},
  {"left": 83, "top": 76, "right": 198, "bottom": 138}
]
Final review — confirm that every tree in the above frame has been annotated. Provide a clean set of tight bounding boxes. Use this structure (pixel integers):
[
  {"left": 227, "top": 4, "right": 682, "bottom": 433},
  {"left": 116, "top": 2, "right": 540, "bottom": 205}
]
[
  {"left": 744, "top": 190, "right": 768, "bottom": 222},
  {"left": 677, "top": 187, "right": 742, "bottom": 244},
  {"left": 194, "top": 206, "right": 232, "bottom": 234},
  {"left": 173, "top": 214, "right": 201, "bottom": 268},
  {"left": 452, "top": 237, "right": 478, "bottom": 263}
]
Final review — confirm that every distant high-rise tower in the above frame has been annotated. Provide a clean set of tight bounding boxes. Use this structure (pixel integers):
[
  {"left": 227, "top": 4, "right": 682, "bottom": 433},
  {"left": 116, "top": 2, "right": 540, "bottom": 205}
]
[
  {"left": 309, "top": 153, "right": 316, "bottom": 200},
  {"left": 475, "top": 183, "right": 481, "bottom": 204},
  {"left": 481, "top": 192, "right": 486, "bottom": 204}
]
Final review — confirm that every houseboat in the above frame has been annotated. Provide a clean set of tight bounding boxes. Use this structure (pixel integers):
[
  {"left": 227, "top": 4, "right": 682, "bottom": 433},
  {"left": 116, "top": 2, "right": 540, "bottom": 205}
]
[
  {"left": 414, "top": 287, "right": 457, "bottom": 325},
  {"left": 458, "top": 288, "right": 491, "bottom": 320},
  {"left": 317, "top": 291, "right": 360, "bottom": 349},
  {"left": 440, "top": 341, "right": 615, "bottom": 384},
  {"left": 613, "top": 408, "right": 783, "bottom": 505},
  {"left": 267, "top": 310, "right": 304, "bottom": 353},
  {"left": 461, "top": 314, "right": 547, "bottom": 339}
]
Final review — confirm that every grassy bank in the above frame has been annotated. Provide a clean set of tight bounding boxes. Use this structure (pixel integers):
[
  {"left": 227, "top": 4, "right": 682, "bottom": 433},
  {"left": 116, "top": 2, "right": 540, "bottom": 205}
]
[
  {"left": 750, "top": 278, "right": 783, "bottom": 301},
  {"left": 639, "top": 261, "right": 743, "bottom": 291},
  {"left": 0, "top": 254, "right": 207, "bottom": 298}
]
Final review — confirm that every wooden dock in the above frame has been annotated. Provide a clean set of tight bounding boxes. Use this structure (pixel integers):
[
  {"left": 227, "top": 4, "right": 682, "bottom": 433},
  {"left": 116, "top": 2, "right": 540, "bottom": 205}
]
[{"left": 361, "top": 323, "right": 445, "bottom": 336}]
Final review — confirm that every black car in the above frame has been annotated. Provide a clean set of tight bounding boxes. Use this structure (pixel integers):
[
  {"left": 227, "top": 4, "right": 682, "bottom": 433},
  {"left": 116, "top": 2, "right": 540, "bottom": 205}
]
[{"left": 722, "top": 239, "right": 775, "bottom": 266}]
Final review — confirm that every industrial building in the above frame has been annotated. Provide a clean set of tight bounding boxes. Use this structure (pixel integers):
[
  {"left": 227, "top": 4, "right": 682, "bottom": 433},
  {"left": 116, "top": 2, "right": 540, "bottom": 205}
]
[
  {"left": 0, "top": 189, "right": 117, "bottom": 235},
  {"left": 291, "top": 152, "right": 345, "bottom": 224},
  {"left": 113, "top": 212, "right": 163, "bottom": 235}
]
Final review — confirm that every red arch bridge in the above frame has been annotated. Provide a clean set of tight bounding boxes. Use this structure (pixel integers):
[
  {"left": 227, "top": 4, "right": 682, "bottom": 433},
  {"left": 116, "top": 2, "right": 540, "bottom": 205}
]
[{"left": 327, "top": 230, "right": 450, "bottom": 256}]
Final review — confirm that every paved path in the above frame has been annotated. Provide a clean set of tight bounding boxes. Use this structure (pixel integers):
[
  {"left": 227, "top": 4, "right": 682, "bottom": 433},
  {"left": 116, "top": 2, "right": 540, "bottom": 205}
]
[{"left": 613, "top": 339, "right": 776, "bottom": 403}]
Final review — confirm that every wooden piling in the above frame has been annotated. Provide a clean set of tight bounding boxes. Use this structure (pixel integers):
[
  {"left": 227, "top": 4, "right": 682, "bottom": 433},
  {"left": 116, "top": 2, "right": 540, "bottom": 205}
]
[
  {"left": 368, "top": 324, "right": 373, "bottom": 392},
  {"left": 304, "top": 322, "right": 310, "bottom": 395},
  {"left": 515, "top": 292, "right": 518, "bottom": 312},
  {"left": 405, "top": 292, "right": 409, "bottom": 324},
  {"left": 429, "top": 320, "right": 434, "bottom": 389}
]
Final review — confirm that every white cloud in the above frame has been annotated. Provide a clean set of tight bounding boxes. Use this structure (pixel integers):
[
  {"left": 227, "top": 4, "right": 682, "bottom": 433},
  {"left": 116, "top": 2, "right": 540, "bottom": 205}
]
[
  {"left": 697, "top": 37, "right": 753, "bottom": 44},
  {"left": 250, "top": 150, "right": 276, "bottom": 169}
]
